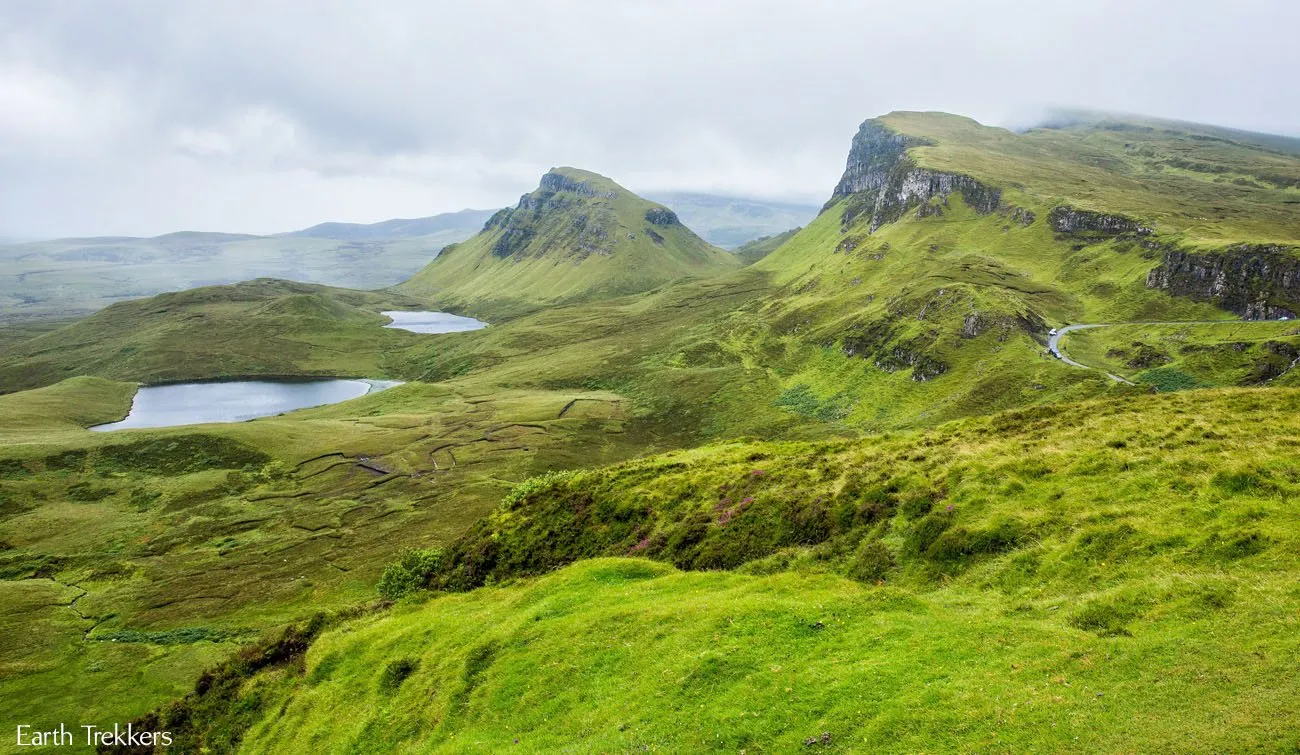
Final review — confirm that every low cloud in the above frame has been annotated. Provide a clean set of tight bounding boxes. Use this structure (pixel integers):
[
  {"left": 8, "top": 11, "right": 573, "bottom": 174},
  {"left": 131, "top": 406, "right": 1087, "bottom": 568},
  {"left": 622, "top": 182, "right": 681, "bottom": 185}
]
[{"left": 1, "top": 0, "right": 1296, "bottom": 237}]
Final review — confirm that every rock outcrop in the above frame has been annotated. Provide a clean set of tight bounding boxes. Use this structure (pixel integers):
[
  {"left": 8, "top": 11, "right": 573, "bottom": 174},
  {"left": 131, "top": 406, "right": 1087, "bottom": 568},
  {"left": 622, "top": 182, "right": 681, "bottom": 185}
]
[
  {"left": 827, "top": 120, "right": 1001, "bottom": 232},
  {"left": 1048, "top": 206, "right": 1153, "bottom": 237},
  {"left": 537, "top": 171, "right": 616, "bottom": 199},
  {"left": 485, "top": 171, "right": 619, "bottom": 259},
  {"left": 644, "top": 207, "right": 679, "bottom": 226},
  {"left": 1145, "top": 245, "right": 1300, "bottom": 319}
]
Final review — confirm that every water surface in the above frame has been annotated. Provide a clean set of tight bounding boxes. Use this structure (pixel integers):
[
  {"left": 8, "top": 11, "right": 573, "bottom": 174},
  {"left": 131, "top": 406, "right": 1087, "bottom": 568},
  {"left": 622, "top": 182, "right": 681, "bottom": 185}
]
[
  {"left": 92, "top": 379, "right": 397, "bottom": 431},
  {"left": 382, "top": 310, "right": 487, "bottom": 334}
]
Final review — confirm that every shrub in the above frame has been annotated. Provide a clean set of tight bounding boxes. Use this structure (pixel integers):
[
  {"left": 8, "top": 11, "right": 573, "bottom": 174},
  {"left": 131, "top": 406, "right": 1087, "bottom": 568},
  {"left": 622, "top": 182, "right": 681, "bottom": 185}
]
[
  {"left": 848, "top": 541, "right": 895, "bottom": 583},
  {"left": 905, "top": 511, "right": 953, "bottom": 556},
  {"left": 378, "top": 548, "right": 445, "bottom": 600},
  {"left": 1070, "top": 595, "right": 1148, "bottom": 636},
  {"left": 1136, "top": 367, "right": 1203, "bottom": 393},
  {"left": 500, "top": 470, "right": 578, "bottom": 510}
]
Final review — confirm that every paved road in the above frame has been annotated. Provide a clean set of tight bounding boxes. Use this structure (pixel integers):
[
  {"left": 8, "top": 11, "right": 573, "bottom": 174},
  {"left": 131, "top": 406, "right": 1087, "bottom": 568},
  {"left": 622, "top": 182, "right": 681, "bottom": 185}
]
[
  {"left": 1046, "top": 318, "right": 1294, "bottom": 386},
  {"left": 1047, "top": 324, "right": 1136, "bottom": 384}
]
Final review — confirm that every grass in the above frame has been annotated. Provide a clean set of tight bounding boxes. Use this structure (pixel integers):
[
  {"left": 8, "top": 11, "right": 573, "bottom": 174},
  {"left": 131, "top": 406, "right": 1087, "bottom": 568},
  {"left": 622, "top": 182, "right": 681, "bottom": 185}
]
[
  {"left": 0, "top": 279, "right": 431, "bottom": 391},
  {"left": 733, "top": 227, "right": 801, "bottom": 264},
  {"left": 156, "top": 387, "right": 1300, "bottom": 752},
  {"left": 0, "top": 377, "right": 693, "bottom": 740}
]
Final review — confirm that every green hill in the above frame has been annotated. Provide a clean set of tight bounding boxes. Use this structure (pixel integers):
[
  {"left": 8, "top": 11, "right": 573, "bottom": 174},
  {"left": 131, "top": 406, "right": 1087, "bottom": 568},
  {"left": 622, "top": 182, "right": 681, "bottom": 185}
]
[
  {"left": 399, "top": 168, "right": 740, "bottom": 318},
  {"left": 0, "top": 279, "right": 428, "bottom": 392}
]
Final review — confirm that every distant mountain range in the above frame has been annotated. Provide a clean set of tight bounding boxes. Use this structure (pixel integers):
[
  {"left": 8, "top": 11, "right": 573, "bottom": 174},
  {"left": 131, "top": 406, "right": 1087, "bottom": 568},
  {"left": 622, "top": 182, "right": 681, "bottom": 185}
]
[
  {"left": 0, "top": 194, "right": 816, "bottom": 320},
  {"left": 643, "top": 192, "right": 820, "bottom": 249},
  {"left": 279, "top": 209, "right": 498, "bottom": 241}
]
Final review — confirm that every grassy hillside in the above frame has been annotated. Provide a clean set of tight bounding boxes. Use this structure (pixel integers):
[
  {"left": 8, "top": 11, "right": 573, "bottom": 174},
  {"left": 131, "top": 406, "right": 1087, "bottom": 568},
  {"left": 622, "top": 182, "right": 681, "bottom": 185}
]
[
  {"left": 0, "top": 373, "right": 699, "bottom": 741},
  {"left": 878, "top": 111, "right": 1300, "bottom": 246},
  {"left": 145, "top": 388, "right": 1300, "bottom": 752},
  {"left": 733, "top": 227, "right": 801, "bottom": 264},
  {"left": 0, "top": 279, "right": 433, "bottom": 392},
  {"left": 399, "top": 168, "right": 740, "bottom": 318}
]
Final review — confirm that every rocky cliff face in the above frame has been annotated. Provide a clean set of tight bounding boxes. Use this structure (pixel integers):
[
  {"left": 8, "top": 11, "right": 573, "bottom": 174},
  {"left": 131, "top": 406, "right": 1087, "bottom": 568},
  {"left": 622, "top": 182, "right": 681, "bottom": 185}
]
[
  {"left": 1048, "top": 206, "right": 1153, "bottom": 237},
  {"left": 644, "top": 207, "right": 679, "bottom": 226},
  {"left": 828, "top": 120, "right": 1002, "bottom": 232},
  {"left": 484, "top": 170, "right": 619, "bottom": 259},
  {"left": 1146, "top": 244, "right": 1300, "bottom": 319},
  {"left": 537, "top": 171, "right": 616, "bottom": 199}
]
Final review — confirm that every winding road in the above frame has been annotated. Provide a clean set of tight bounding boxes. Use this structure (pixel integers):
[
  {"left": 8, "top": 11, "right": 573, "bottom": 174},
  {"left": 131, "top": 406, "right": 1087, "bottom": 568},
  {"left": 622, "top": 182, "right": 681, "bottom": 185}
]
[
  {"left": 1046, "top": 318, "right": 1295, "bottom": 386},
  {"left": 1047, "top": 324, "right": 1136, "bottom": 384}
]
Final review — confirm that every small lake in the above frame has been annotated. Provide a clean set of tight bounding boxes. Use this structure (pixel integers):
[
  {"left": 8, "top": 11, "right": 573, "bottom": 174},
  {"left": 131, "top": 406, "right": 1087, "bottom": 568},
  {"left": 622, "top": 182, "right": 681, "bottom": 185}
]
[
  {"left": 91, "top": 379, "right": 401, "bottom": 431},
  {"left": 382, "top": 310, "right": 487, "bottom": 334}
]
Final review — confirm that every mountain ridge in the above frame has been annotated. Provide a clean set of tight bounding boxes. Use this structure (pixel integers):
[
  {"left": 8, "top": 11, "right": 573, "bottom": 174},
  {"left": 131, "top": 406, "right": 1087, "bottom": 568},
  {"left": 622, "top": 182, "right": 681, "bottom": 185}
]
[{"left": 398, "top": 167, "right": 741, "bottom": 318}]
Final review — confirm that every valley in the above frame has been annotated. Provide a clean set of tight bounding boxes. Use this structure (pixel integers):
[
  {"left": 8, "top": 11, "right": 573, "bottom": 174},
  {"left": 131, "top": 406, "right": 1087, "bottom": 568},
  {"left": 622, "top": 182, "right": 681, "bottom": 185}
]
[{"left": 1, "top": 109, "right": 1299, "bottom": 752}]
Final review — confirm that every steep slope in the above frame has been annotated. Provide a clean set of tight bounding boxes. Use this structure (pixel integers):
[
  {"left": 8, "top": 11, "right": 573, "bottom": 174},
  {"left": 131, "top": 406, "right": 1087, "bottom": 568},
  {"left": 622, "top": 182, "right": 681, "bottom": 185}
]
[
  {"left": 399, "top": 168, "right": 740, "bottom": 318},
  {"left": 0, "top": 279, "right": 428, "bottom": 391},
  {"left": 702, "top": 111, "right": 1300, "bottom": 426},
  {"left": 388, "top": 113, "right": 1300, "bottom": 436}
]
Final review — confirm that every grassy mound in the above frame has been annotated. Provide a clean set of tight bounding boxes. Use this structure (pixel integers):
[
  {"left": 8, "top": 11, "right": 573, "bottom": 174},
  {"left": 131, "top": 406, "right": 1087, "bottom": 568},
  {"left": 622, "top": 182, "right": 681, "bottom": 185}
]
[{"left": 0, "top": 279, "right": 428, "bottom": 391}]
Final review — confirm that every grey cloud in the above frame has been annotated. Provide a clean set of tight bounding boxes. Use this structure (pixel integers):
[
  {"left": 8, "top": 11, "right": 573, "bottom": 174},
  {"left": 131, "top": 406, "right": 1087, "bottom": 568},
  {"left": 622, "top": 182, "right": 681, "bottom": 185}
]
[{"left": 0, "top": 0, "right": 1296, "bottom": 237}]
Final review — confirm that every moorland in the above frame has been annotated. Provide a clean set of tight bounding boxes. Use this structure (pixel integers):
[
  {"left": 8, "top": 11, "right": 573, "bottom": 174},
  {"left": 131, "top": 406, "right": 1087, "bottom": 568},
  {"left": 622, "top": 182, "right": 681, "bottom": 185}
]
[{"left": 1, "top": 110, "right": 1299, "bottom": 752}]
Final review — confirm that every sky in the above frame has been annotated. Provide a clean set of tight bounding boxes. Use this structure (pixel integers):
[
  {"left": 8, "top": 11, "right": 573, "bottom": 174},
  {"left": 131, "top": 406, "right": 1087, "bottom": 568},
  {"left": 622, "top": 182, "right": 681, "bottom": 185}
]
[{"left": 1, "top": 0, "right": 1297, "bottom": 239}]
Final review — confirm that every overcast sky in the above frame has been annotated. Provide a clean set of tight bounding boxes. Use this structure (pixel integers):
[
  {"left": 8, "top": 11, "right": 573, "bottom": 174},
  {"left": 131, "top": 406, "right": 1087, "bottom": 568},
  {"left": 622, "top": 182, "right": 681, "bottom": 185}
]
[{"left": 1, "top": 0, "right": 1296, "bottom": 238}]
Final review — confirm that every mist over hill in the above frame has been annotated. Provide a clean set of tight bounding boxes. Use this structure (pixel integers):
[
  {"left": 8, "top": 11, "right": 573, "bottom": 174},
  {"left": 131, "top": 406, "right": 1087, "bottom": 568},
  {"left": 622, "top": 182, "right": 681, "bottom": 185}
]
[{"left": 643, "top": 192, "right": 820, "bottom": 248}]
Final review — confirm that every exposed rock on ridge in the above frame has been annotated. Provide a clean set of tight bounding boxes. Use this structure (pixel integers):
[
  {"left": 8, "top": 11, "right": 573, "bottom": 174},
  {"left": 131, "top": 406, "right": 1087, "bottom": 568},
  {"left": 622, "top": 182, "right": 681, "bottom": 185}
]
[
  {"left": 483, "top": 170, "right": 620, "bottom": 259},
  {"left": 537, "top": 171, "right": 616, "bottom": 199},
  {"left": 828, "top": 120, "right": 1002, "bottom": 232},
  {"left": 1049, "top": 206, "right": 1153, "bottom": 237},
  {"left": 1146, "top": 244, "right": 1300, "bottom": 319},
  {"left": 644, "top": 207, "right": 679, "bottom": 226}
]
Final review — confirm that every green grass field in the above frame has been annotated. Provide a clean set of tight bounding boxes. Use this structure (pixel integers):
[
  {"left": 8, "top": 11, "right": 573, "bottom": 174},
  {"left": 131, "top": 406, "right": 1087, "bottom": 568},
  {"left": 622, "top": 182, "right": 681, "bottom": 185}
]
[
  {"left": 141, "top": 387, "right": 1300, "bottom": 753},
  {"left": 0, "top": 375, "right": 700, "bottom": 743}
]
